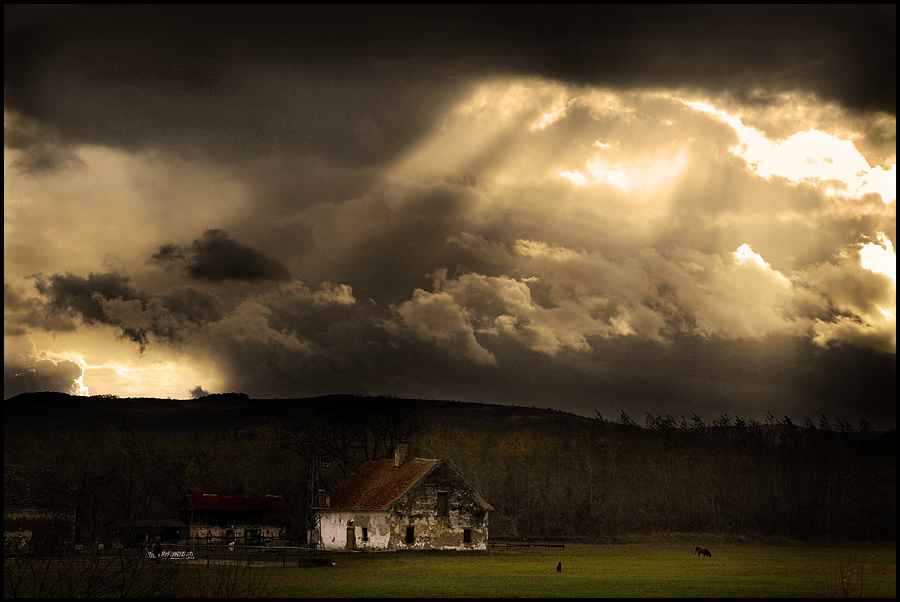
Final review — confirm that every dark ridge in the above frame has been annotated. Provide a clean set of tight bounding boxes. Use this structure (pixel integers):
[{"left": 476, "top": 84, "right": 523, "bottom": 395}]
[{"left": 3, "top": 391, "right": 601, "bottom": 439}]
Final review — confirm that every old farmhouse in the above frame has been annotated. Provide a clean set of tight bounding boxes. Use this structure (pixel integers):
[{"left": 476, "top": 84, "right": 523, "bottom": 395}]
[
  {"left": 178, "top": 494, "right": 289, "bottom": 545},
  {"left": 318, "top": 447, "right": 493, "bottom": 551}
]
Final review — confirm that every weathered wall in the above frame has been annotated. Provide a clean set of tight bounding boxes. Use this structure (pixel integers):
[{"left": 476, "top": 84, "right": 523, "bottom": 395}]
[
  {"left": 320, "top": 511, "right": 391, "bottom": 550},
  {"left": 4, "top": 506, "right": 76, "bottom": 554},
  {"left": 389, "top": 462, "right": 489, "bottom": 551}
]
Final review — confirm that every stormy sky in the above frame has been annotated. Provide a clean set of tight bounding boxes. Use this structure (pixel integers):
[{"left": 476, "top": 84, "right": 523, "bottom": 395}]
[{"left": 4, "top": 5, "right": 896, "bottom": 428}]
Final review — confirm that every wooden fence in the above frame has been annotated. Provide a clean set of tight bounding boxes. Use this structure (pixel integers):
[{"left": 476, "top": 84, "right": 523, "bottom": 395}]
[{"left": 487, "top": 537, "right": 565, "bottom": 549}]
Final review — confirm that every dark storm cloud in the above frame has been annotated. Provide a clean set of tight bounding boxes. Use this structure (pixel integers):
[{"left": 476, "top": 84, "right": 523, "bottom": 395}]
[
  {"left": 30, "top": 272, "right": 156, "bottom": 350},
  {"left": 32, "top": 271, "right": 148, "bottom": 326},
  {"left": 195, "top": 293, "right": 896, "bottom": 427},
  {"left": 4, "top": 279, "right": 41, "bottom": 335},
  {"left": 160, "top": 286, "right": 224, "bottom": 323},
  {"left": 27, "top": 272, "right": 217, "bottom": 351},
  {"left": 190, "top": 385, "right": 210, "bottom": 399},
  {"left": 150, "top": 229, "right": 291, "bottom": 283},
  {"left": 4, "top": 5, "right": 894, "bottom": 429},
  {"left": 3, "top": 4, "right": 894, "bottom": 169},
  {"left": 3, "top": 359, "right": 84, "bottom": 399}
]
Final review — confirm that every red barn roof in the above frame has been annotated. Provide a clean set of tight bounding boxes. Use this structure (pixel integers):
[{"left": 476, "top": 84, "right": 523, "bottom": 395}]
[
  {"left": 328, "top": 458, "right": 440, "bottom": 511},
  {"left": 183, "top": 494, "right": 289, "bottom": 511}
]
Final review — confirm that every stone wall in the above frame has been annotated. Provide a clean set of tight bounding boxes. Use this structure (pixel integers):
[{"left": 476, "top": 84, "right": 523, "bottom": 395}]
[{"left": 390, "top": 462, "right": 489, "bottom": 551}]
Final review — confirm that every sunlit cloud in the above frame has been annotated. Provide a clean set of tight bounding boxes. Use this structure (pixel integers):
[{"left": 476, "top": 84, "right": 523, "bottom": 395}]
[
  {"left": 733, "top": 243, "right": 790, "bottom": 283},
  {"left": 47, "top": 352, "right": 90, "bottom": 396},
  {"left": 396, "top": 288, "right": 497, "bottom": 365},
  {"left": 530, "top": 102, "right": 568, "bottom": 130},
  {"left": 513, "top": 239, "right": 582, "bottom": 262},
  {"left": 559, "top": 170, "right": 587, "bottom": 186},
  {"left": 5, "top": 66, "right": 895, "bottom": 424}
]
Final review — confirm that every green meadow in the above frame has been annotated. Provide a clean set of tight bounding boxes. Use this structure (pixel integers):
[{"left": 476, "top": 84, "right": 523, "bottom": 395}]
[
  {"left": 252, "top": 542, "right": 895, "bottom": 598},
  {"left": 6, "top": 541, "right": 895, "bottom": 598}
]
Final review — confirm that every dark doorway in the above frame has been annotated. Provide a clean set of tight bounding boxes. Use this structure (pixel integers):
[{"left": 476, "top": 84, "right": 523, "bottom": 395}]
[
  {"left": 346, "top": 526, "right": 355, "bottom": 550},
  {"left": 405, "top": 526, "right": 415, "bottom": 544}
]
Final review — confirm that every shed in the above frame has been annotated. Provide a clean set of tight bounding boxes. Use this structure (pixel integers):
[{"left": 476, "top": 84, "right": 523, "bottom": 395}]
[
  {"left": 178, "top": 494, "right": 289, "bottom": 544},
  {"left": 318, "top": 448, "right": 493, "bottom": 551}
]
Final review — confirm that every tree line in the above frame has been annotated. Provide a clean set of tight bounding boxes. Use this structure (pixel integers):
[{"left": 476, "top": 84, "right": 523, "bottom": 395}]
[
  {"left": 4, "top": 398, "right": 895, "bottom": 547},
  {"left": 420, "top": 410, "right": 895, "bottom": 543}
]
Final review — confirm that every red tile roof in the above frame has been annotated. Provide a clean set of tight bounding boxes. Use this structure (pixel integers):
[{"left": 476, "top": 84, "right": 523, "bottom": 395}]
[
  {"left": 183, "top": 494, "right": 289, "bottom": 510},
  {"left": 328, "top": 459, "right": 440, "bottom": 510}
]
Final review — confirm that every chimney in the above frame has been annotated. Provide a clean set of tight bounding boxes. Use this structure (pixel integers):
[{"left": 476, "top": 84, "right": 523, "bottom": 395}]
[{"left": 393, "top": 442, "right": 408, "bottom": 467}]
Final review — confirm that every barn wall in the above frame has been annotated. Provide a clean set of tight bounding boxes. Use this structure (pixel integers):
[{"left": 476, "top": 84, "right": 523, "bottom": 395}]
[
  {"left": 390, "top": 463, "right": 489, "bottom": 551},
  {"left": 186, "top": 524, "right": 283, "bottom": 543},
  {"left": 179, "top": 506, "right": 287, "bottom": 543},
  {"left": 320, "top": 511, "right": 391, "bottom": 550}
]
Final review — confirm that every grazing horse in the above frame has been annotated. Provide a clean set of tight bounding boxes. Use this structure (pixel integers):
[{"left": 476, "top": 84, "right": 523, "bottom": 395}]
[{"left": 695, "top": 546, "right": 712, "bottom": 557}]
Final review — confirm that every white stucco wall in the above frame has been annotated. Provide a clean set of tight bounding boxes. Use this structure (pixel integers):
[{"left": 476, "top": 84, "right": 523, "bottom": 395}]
[{"left": 319, "top": 511, "right": 392, "bottom": 551}]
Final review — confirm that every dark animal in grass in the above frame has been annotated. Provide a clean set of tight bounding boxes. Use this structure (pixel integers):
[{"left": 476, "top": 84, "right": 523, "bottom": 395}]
[
  {"left": 556, "top": 561, "right": 562, "bottom": 572},
  {"left": 695, "top": 546, "right": 712, "bottom": 557}
]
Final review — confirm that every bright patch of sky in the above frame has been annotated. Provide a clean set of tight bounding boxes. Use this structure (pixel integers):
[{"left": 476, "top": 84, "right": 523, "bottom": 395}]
[
  {"left": 682, "top": 100, "right": 896, "bottom": 203},
  {"left": 585, "top": 148, "right": 688, "bottom": 193},
  {"left": 860, "top": 233, "right": 896, "bottom": 283},
  {"left": 82, "top": 356, "right": 224, "bottom": 399}
]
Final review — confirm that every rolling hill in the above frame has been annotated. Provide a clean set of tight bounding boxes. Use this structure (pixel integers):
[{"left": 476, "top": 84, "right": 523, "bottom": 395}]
[{"left": 3, "top": 391, "right": 599, "bottom": 438}]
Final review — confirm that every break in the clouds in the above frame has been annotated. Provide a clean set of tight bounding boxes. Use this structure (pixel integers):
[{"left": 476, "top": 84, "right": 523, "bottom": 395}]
[{"left": 3, "top": 5, "right": 896, "bottom": 428}]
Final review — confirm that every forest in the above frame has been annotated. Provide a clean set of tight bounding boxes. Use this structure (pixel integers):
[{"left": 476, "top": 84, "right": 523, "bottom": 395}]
[{"left": 4, "top": 394, "right": 895, "bottom": 547}]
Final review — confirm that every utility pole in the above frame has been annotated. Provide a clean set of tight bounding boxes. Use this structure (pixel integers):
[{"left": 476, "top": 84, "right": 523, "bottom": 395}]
[{"left": 305, "top": 440, "right": 328, "bottom": 558}]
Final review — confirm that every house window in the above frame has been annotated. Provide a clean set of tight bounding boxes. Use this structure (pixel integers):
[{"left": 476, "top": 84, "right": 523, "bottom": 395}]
[
  {"left": 436, "top": 491, "right": 449, "bottom": 517},
  {"left": 463, "top": 529, "right": 472, "bottom": 544},
  {"left": 405, "top": 526, "right": 415, "bottom": 544},
  {"left": 362, "top": 527, "right": 368, "bottom": 542}
]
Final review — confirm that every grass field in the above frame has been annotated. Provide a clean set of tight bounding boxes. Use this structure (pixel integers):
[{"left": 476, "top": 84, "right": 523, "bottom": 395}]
[
  {"left": 6, "top": 541, "right": 894, "bottom": 598},
  {"left": 248, "top": 542, "right": 895, "bottom": 598}
]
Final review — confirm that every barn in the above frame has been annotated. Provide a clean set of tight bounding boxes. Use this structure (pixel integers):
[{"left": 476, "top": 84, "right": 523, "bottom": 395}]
[
  {"left": 318, "top": 446, "right": 493, "bottom": 551},
  {"left": 4, "top": 464, "right": 76, "bottom": 555},
  {"left": 178, "top": 494, "right": 289, "bottom": 545}
]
